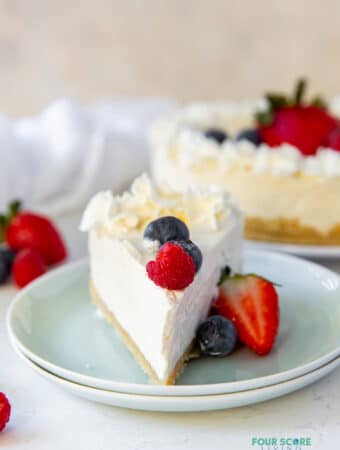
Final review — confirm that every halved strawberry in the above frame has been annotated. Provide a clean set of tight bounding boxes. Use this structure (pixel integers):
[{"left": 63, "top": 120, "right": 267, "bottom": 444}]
[
  {"left": 215, "top": 274, "right": 279, "bottom": 355},
  {"left": 256, "top": 79, "right": 338, "bottom": 156}
]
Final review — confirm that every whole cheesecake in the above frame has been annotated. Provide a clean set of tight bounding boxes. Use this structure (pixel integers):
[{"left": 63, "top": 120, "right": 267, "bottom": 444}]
[
  {"left": 80, "top": 174, "right": 243, "bottom": 384},
  {"left": 150, "top": 81, "right": 340, "bottom": 245}
]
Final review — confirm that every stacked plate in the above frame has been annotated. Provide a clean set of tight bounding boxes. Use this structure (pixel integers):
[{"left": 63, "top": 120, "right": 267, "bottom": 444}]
[
  {"left": 245, "top": 240, "right": 340, "bottom": 260},
  {"left": 7, "top": 250, "right": 340, "bottom": 412}
]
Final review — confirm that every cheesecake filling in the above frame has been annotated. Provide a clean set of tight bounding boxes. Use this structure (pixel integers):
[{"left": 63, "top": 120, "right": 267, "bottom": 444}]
[{"left": 81, "top": 174, "right": 243, "bottom": 382}]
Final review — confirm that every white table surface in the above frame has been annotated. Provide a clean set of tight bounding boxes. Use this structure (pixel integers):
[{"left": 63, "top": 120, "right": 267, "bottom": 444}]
[{"left": 1, "top": 212, "right": 340, "bottom": 449}]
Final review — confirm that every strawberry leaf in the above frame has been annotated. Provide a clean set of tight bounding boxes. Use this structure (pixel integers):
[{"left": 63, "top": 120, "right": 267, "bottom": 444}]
[
  {"left": 255, "top": 110, "right": 274, "bottom": 126},
  {"left": 256, "top": 94, "right": 288, "bottom": 126},
  {"left": 0, "top": 214, "right": 7, "bottom": 242},
  {"left": 8, "top": 200, "right": 21, "bottom": 220},
  {"left": 310, "top": 96, "right": 327, "bottom": 109},
  {"left": 0, "top": 200, "right": 22, "bottom": 242},
  {"left": 294, "top": 78, "right": 307, "bottom": 105},
  {"left": 266, "top": 94, "right": 289, "bottom": 109},
  {"left": 255, "top": 78, "right": 328, "bottom": 127}
]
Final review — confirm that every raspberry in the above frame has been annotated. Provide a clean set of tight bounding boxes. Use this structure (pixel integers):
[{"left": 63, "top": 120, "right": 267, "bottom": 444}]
[
  {"left": 146, "top": 242, "right": 196, "bottom": 290},
  {"left": 0, "top": 393, "right": 11, "bottom": 432}
]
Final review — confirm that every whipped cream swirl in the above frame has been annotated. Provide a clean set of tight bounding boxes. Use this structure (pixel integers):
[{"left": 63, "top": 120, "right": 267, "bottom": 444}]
[
  {"left": 80, "top": 174, "right": 235, "bottom": 236},
  {"left": 151, "top": 100, "right": 340, "bottom": 178}
]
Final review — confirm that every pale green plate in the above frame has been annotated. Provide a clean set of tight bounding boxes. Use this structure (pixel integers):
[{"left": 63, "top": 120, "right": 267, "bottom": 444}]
[
  {"left": 12, "top": 344, "right": 340, "bottom": 412},
  {"left": 7, "top": 249, "right": 340, "bottom": 396}
]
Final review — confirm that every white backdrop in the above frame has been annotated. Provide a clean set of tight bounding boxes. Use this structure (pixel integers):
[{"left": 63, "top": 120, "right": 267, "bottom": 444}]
[{"left": 0, "top": 98, "right": 177, "bottom": 215}]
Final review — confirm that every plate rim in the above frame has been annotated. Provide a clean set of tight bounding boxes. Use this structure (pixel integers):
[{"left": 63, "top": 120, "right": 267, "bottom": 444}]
[
  {"left": 12, "top": 342, "right": 340, "bottom": 411},
  {"left": 245, "top": 240, "right": 340, "bottom": 259},
  {"left": 7, "top": 250, "right": 340, "bottom": 396}
]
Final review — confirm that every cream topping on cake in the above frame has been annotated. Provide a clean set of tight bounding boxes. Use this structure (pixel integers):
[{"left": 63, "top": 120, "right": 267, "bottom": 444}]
[
  {"left": 151, "top": 100, "right": 340, "bottom": 178},
  {"left": 80, "top": 173, "right": 236, "bottom": 237}
]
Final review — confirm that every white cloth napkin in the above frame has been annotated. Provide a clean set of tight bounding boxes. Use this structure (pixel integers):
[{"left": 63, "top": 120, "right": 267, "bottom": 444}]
[{"left": 0, "top": 98, "right": 177, "bottom": 216}]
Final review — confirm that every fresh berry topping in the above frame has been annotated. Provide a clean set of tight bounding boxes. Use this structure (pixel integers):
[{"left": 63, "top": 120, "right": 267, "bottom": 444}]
[
  {"left": 0, "top": 248, "right": 15, "bottom": 285},
  {"left": 143, "top": 216, "right": 189, "bottom": 245},
  {"left": 0, "top": 393, "right": 11, "bottom": 432},
  {"left": 204, "top": 128, "right": 228, "bottom": 145},
  {"left": 259, "top": 107, "right": 337, "bottom": 156},
  {"left": 167, "top": 239, "right": 202, "bottom": 272},
  {"left": 196, "top": 315, "right": 237, "bottom": 357},
  {"left": 323, "top": 126, "right": 340, "bottom": 151},
  {"left": 5, "top": 211, "right": 67, "bottom": 266},
  {"left": 12, "top": 249, "right": 47, "bottom": 288},
  {"left": 146, "top": 242, "right": 195, "bottom": 290},
  {"left": 256, "top": 79, "right": 338, "bottom": 156},
  {"left": 236, "top": 128, "right": 262, "bottom": 146},
  {"left": 215, "top": 274, "right": 279, "bottom": 355}
]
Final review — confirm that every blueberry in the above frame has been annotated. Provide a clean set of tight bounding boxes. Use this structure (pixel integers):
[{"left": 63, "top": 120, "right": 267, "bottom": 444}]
[
  {"left": 3, "top": 248, "right": 15, "bottom": 267},
  {"left": 0, "top": 259, "right": 9, "bottom": 285},
  {"left": 167, "top": 239, "right": 202, "bottom": 272},
  {"left": 236, "top": 128, "right": 262, "bottom": 146},
  {"left": 196, "top": 315, "right": 237, "bottom": 357},
  {"left": 0, "top": 248, "right": 15, "bottom": 285},
  {"left": 144, "top": 216, "right": 189, "bottom": 245},
  {"left": 204, "top": 128, "right": 228, "bottom": 145}
]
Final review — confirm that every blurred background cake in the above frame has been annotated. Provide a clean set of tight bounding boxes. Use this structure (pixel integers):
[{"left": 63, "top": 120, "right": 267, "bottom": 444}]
[{"left": 150, "top": 81, "right": 340, "bottom": 245}]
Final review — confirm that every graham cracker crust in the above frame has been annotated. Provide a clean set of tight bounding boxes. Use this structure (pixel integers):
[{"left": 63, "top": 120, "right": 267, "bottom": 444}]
[
  {"left": 245, "top": 217, "right": 340, "bottom": 245},
  {"left": 90, "top": 280, "right": 193, "bottom": 385}
]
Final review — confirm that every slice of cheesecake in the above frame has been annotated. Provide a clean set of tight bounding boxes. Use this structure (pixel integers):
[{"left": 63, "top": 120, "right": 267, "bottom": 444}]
[{"left": 80, "top": 174, "right": 243, "bottom": 384}]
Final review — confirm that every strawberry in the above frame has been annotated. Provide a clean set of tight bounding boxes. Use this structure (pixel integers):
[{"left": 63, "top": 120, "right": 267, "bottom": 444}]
[
  {"left": 256, "top": 79, "right": 338, "bottom": 156},
  {"left": 215, "top": 274, "right": 279, "bottom": 355},
  {"left": 1, "top": 201, "right": 67, "bottom": 266},
  {"left": 146, "top": 242, "right": 196, "bottom": 290},
  {"left": 12, "top": 249, "right": 47, "bottom": 288},
  {"left": 323, "top": 126, "right": 340, "bottom": 151},
  {"left": 0, "top": 392, "right": 11, "bottom": 432}
]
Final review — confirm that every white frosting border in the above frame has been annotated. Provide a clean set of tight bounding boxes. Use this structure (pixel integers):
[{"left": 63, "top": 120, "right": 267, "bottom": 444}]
[
  {"left": 80, "top": 173, "right": 239, "bottom": 236},
  {"left": 151, "top": 98, "right": 340, "bottom": 178}
]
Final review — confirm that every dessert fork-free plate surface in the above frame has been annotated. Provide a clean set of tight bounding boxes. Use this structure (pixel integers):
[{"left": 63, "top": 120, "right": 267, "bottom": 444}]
[
  {"left": 7, "top": 250, "right": 340, "bottom": 396},
  {"left": 11, "top": 343, "right": 340, "bottom": 412}
]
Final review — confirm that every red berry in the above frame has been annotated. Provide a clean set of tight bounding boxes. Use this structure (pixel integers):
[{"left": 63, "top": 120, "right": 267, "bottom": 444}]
[
  {"left": 215, "top": 274, "right": 279, "bottom": 355},
  {"left": 13, "top": 249, "right": 47, "bottom": 288},
  {"left": 259, "top": 106, "right": 338, "bottom": 156},
  {"left": 6, "top": 212, "right": 67, "bottom": 266},
  {"left": 323, "top": 126, "right": 340, "bottom": 151},
  {"left": 0, "top": 393, "right": 11, "bottom": 432},
  {"left": 146, "top": 242, "right": 196, "bottom": 290}
]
